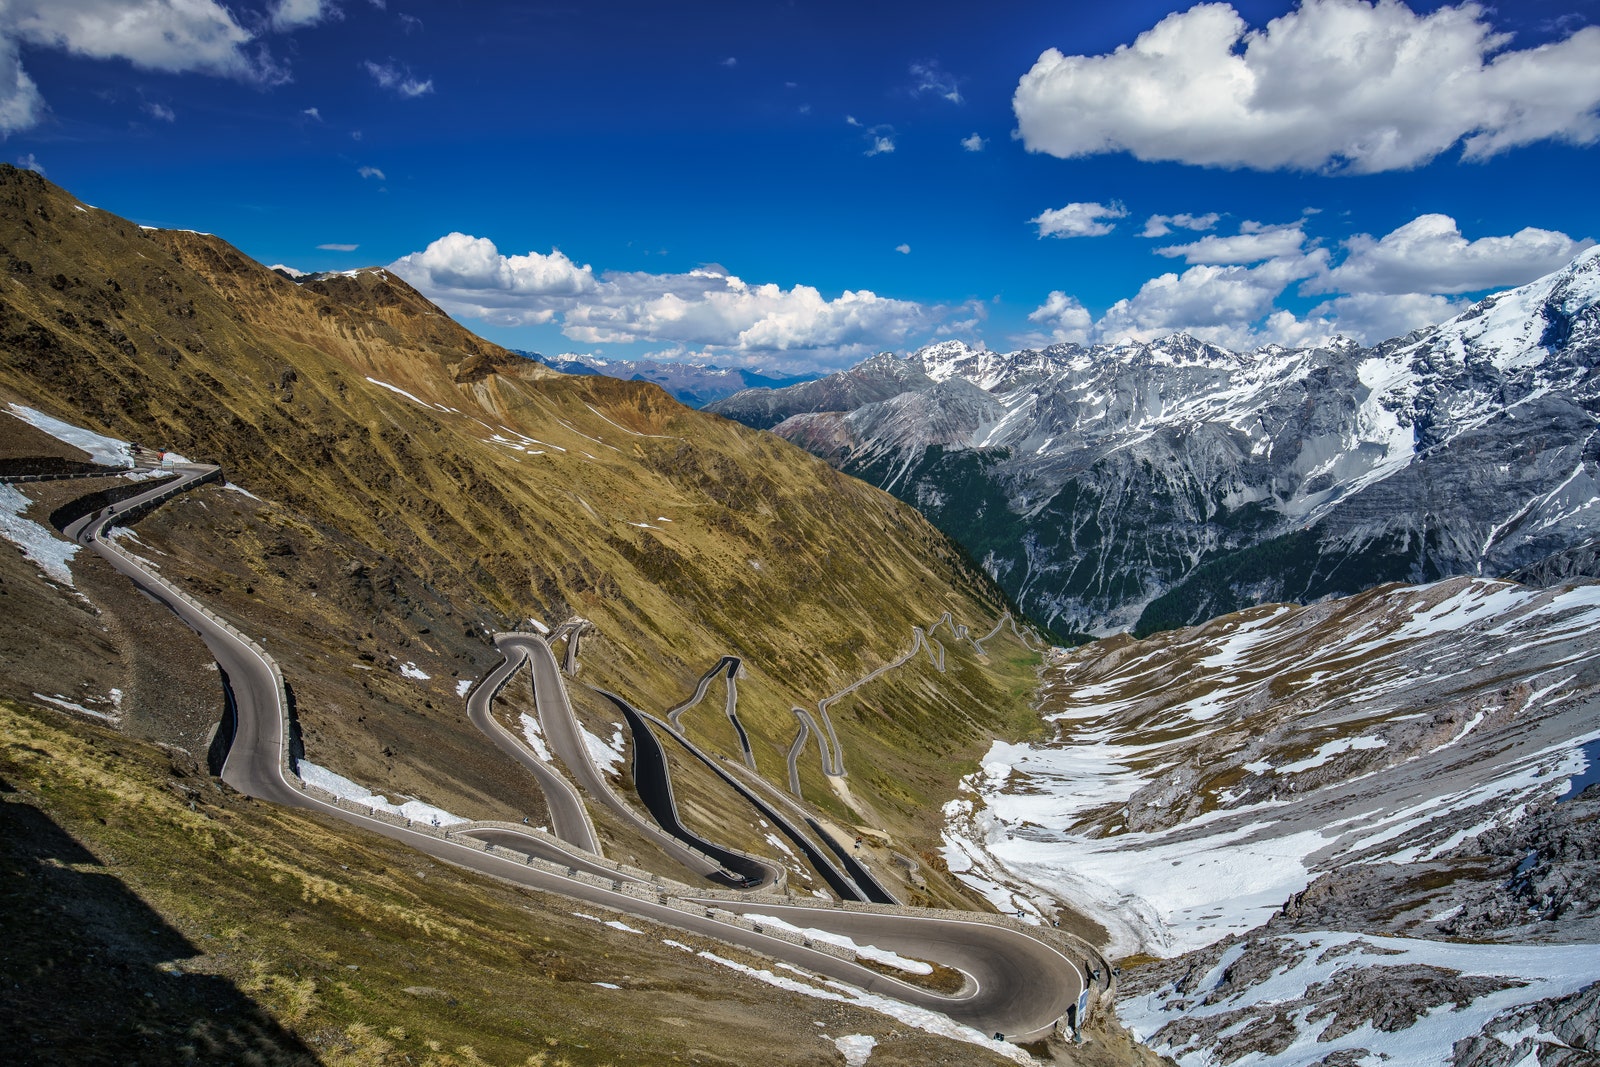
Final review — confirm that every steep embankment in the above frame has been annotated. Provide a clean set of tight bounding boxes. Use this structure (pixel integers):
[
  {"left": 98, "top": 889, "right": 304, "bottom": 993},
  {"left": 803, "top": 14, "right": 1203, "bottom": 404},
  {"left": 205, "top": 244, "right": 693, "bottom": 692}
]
[{"left": 0, "top": 164, "right": 1039, "bottom": 905}]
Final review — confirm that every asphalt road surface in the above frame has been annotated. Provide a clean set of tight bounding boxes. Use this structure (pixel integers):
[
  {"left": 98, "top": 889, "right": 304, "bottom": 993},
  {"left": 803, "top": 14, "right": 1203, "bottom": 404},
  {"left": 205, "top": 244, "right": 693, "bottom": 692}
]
[
  {"left": 62, "top": 466, "right": 1087, "bottom": 1042},
  {"left": 465, "top": 637, "right": 599, "bottom": 851}
]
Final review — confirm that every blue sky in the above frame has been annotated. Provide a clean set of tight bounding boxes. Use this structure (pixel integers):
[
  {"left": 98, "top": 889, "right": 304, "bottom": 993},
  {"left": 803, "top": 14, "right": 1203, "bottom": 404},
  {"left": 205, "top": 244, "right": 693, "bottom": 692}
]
[{"left": 7, "top": 0, "right": 1600, "bottom": 373}]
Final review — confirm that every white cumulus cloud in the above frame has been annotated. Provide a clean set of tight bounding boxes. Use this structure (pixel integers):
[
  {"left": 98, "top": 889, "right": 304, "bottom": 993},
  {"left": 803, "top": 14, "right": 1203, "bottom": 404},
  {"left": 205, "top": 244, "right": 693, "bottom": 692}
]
[
  {"left": 390, "top": 236, "right": 937, "bottom": 370},
  {"left": 1030, "top": 201, "right": 1128, "bottom": 239},
  {"left": 1095, "top": 252, "right": 1330, "bottom": 346},
  {"left": 1319, "top": 213, "right": 1595, "bottom": 294},
  {"left": 1310, "top": 291, "right": 1469, "bottom": 341},
  {"left": 895, "top": 243, "right": 911, "bottom": 254},
  {"left": 1026, "top": 291, "right": 1093, "bottom": 344},
  {"left": 1024, "top": 209, "right": 1597, "bottom": 350},
  {"left": 960, "top": 132, "right": 986, "bottom": 152},
  {"left": 0, "top": 0, "right": 282, "bottom": 134},
  {"left": 390, "top": 234, "right": 596, "bottom": 313},
  {"left": 866, "top": 135, "right": 895, "bottom": 156},
  {"left": 1013, "top": 0, "right": 1600, "bottom": 173},
  {"left": 1156, "top": 222, "right": 1310, "bottom": 264}
]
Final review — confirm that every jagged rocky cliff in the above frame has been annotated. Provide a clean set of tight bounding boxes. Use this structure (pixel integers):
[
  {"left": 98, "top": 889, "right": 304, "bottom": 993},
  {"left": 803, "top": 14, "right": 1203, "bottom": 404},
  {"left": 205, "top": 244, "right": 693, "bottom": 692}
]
[{"left": 710, "top": 249, "right": 1600, "bottom": 636}]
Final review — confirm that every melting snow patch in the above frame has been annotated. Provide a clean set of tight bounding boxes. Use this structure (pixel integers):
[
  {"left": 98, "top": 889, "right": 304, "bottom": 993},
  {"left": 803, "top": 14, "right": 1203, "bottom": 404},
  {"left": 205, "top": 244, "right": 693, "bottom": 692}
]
[
  {"left": 692, "top": 952, "right": 1032, "bottom": 1065},
  {"left": 1278, "top": 735, "right": 1388, "bottom": 774},
  {"left": 591, "top": 982, "right": 621, "bottom": 989},
  {"left": 455, "top": 679, "right": 472, "bottom": 697},
  {"left": 743, "top": 914, "right": 932, "bottom": 975},
  {"left": 296, "top": 761, "right": 465, "bottom": 825},
  {"left": 833, "top": 1034, "right": 877, "bottom": 1066},
  {"left": 572, "top": 912, "right": 640, "bottom": 935},
  {"left": 1120, "top": 933, "right": 1600, "bottom": 1067},
  {"left": 364, "top": 377, "right": 432, "bottom": 408},
  {"left": 398, "top": 662, "right": 430, "bottom": 680},
  {"left": 6, "top": 404, "right": 133, "bottom": 467},
  {"left": 1, "top": 484, "right": 79, "bottom": 586},
  {"left": 223, "top": 483, "right": 260, "bottom": 500},
  {"left": 584, "top": 725, "right": 625, "bottom": 776},
  {"left": 33, "top": 692, "right": 118, "bottom": 722},
  {"left": 519, "top": 713, "right": 552, "bottom": 761},
  {"left": 526, "top": 617, "right": 550, "bottom": 635}
]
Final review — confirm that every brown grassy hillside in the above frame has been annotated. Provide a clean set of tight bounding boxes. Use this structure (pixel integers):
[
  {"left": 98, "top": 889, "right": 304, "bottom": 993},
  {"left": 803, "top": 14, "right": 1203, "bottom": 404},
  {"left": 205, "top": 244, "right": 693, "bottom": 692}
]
[{"left": 0, "top": 165, "right": 1041, "bottom": 904}]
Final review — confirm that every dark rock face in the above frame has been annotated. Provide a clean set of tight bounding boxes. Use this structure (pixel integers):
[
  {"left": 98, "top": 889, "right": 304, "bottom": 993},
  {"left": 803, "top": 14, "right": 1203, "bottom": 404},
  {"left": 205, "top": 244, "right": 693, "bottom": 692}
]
[
  {"left": 1454, "top": 981, "right": 1600, "bottom": 1067},
  {"left": 710, "top": 252, "right": 1600, "bottom": 636}
]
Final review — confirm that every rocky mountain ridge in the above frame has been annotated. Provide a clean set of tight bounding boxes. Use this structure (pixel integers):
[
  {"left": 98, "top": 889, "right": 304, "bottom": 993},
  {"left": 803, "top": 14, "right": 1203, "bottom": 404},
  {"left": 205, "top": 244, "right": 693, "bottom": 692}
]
[{"left": 709, "top": 250, "right": 1600, "bottom": 636}]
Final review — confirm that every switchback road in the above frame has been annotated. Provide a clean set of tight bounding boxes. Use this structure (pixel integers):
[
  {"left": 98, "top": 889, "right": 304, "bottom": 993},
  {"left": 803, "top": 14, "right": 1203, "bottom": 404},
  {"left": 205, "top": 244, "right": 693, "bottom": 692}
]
[{"left": 59, "top": 465, "right": 1088, "bottom": 1043}]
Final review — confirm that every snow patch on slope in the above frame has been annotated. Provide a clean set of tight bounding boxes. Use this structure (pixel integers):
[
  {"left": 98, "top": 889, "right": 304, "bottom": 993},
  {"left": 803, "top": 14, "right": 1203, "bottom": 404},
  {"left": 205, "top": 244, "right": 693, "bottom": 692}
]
[
  {"left": 1122, "top": 933, "right": 1599, "bottom": 1067},
  {"left": 0, "top": 483, "right": 79, "bottom": 586},
  {"left": 7, "top": 404, "right": 134, "bottom": 467},
  {"left": 297, "top": 760, "right": 466, "bottom": 826}
]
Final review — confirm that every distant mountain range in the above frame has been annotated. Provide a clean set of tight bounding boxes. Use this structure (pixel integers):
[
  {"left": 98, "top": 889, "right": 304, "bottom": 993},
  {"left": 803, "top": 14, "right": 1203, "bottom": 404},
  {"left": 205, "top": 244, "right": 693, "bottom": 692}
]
[
  {"left": 710, "top": 248, "right": 1600, "bottom": 637},
  {"left": 518, "top": 352, "right": 816, "bottom": 407}
]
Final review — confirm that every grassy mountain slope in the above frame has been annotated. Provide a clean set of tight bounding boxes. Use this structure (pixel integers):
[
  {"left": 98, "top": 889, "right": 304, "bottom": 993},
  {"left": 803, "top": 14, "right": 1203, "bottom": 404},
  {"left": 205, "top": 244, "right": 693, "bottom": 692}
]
[
  {"left": 0, "top": 164, "right": 1039, "bottom": 903},
  {"left": 0, "top": 697, "right": 1024, "bottom": 1067}
]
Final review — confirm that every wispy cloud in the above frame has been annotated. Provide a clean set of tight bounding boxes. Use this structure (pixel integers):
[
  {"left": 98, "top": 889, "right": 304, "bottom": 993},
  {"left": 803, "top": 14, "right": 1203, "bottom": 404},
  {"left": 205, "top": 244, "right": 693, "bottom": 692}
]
[
  {"left": 270, "top": 0, "right": 341, "bottom": 32},
  {"left": 363, "top": 59, "right": 433, "bottom": 98},
  {"left": 1141, "top": 212, "right": 1220, "bottom": 238},
  {"left": 357, "top": 165, "right": 385, "bottom": 180},
  {"left": 909, "top": 60, "right": 961, "bottom": 104},
  {"left": 0, "top": 0, "right": 287, "bottom": 136},
  {"left": 318, "top": 242, "right": 359, "bottom": 251}
]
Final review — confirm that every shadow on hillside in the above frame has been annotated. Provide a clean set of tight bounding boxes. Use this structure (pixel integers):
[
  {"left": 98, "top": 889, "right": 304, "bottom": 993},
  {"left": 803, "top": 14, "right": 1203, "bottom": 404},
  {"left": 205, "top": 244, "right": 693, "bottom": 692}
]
[{"left": 0, "top": 776, "right": 321, "bottom": 1066}]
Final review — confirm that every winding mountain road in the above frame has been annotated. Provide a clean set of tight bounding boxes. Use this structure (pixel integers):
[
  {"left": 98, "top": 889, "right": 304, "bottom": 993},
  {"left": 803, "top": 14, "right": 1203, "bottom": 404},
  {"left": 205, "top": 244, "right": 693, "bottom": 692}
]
[
  {"left": 59, "top": 465, "right": 1088, "bottom": 1043},
  {"left": 465, "top": 636, "right": 599, "bottom": 851},
  {"left": 665, "top": 656, "right": 755, "bottom": 770},
  {"left": 491, "top": 635, "right": 782, "bottom": 889}
]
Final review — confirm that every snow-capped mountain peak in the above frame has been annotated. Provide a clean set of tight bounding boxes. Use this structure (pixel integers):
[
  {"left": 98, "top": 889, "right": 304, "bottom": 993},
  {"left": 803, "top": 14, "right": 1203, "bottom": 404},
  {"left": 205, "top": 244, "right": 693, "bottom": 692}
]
[{"left": 713, "top": 247, "right": 1600, "bottom": 636}]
